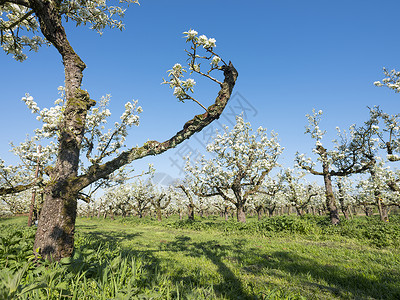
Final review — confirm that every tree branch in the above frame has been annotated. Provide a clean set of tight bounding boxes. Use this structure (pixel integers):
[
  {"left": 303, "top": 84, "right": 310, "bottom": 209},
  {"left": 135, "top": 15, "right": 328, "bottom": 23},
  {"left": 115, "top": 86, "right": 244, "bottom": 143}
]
[
  {"left": 331, "top": 160, "right": 374, "bottom": 177},
  {"left": 0, "top": 0, "right": 30, "bottom": 7},
  {"left": 2, "top": 10, "right": 34, "bottom": 30},
  {"left": 388, "top": 180, "right": 400, "bottom": 192},
  {"left": 73, "top": 62, "right": 238, "bottom": 192},
  {"left": 298, "top": 162, "right": 323, "bottom": 176},
  {"left": 77, "top": 192, "right": 91, "bottom": 203},
  {"left": 243, "top": 169, "right": 271, "bottom": 200},
  {"left": 0, "top": 181, "right": 36, "bottom": 195}
]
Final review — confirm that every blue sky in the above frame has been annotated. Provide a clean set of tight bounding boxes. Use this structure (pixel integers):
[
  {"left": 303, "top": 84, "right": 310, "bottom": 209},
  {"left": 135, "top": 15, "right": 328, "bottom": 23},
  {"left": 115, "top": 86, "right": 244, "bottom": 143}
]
[{"left": 1, "top": 0, "right": 400, "bottom": 184}]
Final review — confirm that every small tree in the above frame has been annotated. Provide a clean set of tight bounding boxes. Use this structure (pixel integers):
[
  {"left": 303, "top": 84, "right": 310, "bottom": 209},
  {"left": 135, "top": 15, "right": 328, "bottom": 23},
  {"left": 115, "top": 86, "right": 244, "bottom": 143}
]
[
  {"left": 283, "top": 168, "right": 319, "bottom": 217},
  {"left": 334, "top": 177, "right": 357, "bottom": 220},
  {"left": 150, "top": 187, "right": 171, "bottom": 222},
  {"left": 358, "top": 159, "right": 400, "bottom": 222},
  {"left": 186, "top": 116, "right": 283, "bottom": 223},
  {"left": 250, "top": 176, "right": 283, "bottom": 220},
  {"left": 176, "top": 181, "right": 198, "bottom": 221}
]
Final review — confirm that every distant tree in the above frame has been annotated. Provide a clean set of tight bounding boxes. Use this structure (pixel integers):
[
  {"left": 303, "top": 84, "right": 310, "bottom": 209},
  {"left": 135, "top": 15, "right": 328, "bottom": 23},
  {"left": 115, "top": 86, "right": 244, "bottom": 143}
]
[
  {"left": 296, "top": 109, "right": 373, "bottom": 225},
  {"left": 282, "top": 168, "right": 319, "bottom": 217},
  {"left": 0, "top": 190, "right": 31, "bottom": 216},
  {"left": 358, "top": 159, "right": 400, "bottom": 222},
  {"left": 334, "top": 177, "right": 357, "bottom": 220},
  {"left": 177, "top": 184, "right": 197, "bottom": 221},
  {"left": 186, "top": 116, "right": 283, "bottom": 223},
  {"left": 250, "top": 176, "right": 283, "bottom": 220},
  {"left": 150, "top": 186, "right": 171, "bottom": 222},
  {"left": 0, "top": 1, "right": 238, "bottom": 260}
]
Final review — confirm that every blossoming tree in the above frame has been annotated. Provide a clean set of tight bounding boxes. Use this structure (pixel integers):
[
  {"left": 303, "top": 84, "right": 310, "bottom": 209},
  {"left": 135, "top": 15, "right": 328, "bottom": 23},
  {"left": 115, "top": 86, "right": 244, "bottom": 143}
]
[
  {"left": 371, "top": 69, "right": 400, "bottom": 190},
  {"left": 0, "top": 1, "right": 238, "bottom": 260},
  {"left": 296, "top": 109, "right": 373, "bottom": 225},
  {"left": 282, "top": 168, "right": 320, "bottom": 217},
  {"left": 334, "top": 176, "right": 357, "bottom": 220},
  {"left": 185, "top": 116, "right": 283, "bottom": 223},
  {"left": 249, "top": 175, "right": 283, "bottom": 220},
  {"left": 358, "top": 159, "right": 400, "bottom": 221}
]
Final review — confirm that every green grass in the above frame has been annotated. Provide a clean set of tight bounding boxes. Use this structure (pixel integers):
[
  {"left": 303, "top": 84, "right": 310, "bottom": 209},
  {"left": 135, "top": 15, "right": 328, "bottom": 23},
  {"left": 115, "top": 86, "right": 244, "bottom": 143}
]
[{"left": 1, "top": 215, "right": 400, "bottom": 299}]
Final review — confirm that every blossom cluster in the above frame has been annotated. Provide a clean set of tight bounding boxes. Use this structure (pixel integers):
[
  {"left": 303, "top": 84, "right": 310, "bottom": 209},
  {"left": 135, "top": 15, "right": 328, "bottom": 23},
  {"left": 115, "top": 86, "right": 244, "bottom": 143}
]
[
  {"left": 374, "top": 68, "right": 400, "bottom": 93},
  {"left": 358, "top": 159, "right": 400, "bottom": 206},
  {"left": 162, "top": 29, "right": 224, "bottom": 109},
  {"left": 1, "top": 1, "right": 140, "bottom": 60},
  {"left": 183, "top": 29, "right": 216, "bottom": 49},
  {"left": 19, "top": 87, "right": 144, "bottom": 170},
  {"left": 0, "top": 3, "right": 46, "bottom": 61}
]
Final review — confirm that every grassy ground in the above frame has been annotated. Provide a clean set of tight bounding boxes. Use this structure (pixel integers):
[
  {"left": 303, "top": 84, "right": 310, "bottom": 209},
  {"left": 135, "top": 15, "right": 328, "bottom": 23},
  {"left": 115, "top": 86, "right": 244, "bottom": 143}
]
[
  {"left": 76, "top": 216, "right": 399, "bottom": 299},
  {"left": 1, "top": 215, "right": 400, "bottom": 299}
]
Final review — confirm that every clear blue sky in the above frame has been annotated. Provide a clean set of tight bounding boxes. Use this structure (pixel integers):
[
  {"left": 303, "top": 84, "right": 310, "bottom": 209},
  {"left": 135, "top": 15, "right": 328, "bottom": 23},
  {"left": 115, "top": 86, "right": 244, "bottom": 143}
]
[{"left": 1, "top": 0, "right": 399, "bottom": 183}]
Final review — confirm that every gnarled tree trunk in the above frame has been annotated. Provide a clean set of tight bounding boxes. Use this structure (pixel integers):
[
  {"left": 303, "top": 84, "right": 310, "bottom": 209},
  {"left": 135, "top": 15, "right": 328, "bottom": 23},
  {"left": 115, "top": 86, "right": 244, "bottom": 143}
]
[{"left": 32, "top": 0, "right": 94, "bottom": 260}]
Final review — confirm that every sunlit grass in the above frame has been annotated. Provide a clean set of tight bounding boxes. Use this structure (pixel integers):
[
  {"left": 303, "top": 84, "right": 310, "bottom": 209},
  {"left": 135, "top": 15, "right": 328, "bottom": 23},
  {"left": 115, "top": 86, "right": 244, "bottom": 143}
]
[{"left": 1, "top": 215, "right": 399, "bottom": 299}]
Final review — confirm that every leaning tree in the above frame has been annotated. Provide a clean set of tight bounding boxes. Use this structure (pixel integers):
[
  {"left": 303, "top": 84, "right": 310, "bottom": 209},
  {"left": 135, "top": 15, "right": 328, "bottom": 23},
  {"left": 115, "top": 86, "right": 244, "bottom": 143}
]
[{"left": 0, "top": 1, "right": 238, "bottom": 260}]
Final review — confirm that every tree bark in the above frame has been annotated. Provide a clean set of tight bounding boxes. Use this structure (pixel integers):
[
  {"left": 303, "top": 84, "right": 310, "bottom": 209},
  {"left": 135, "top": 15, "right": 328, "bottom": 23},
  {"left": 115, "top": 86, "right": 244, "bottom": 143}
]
[
  {"left": 31, "top": 0, "right": 94, "bottom": 260},
  {"left": 236, "top": 202, "right": 246, "bottom": 223},
  {"left": 188, "top": 204, "right": 195, "bottom": 220},
  {"left": 323, "top": 172, "right": 340, "bottom": 225},
  {"left": 156, "top": 209, "right": 162, "bottom": 222},
  {"left": 224, "top": 206, "right": 229, "bottom": 221},
  {"left": 377, "top": 197, "right": 389, "bottom": 222},
  {"left": 256, "top": 206, "right": 263, "bottom": 221},
  {"left": 317, "top": 145, "right": 340, "bottom": 225},
  {"left": 267, "top": 206, "right": 275, "bottom": 217}
]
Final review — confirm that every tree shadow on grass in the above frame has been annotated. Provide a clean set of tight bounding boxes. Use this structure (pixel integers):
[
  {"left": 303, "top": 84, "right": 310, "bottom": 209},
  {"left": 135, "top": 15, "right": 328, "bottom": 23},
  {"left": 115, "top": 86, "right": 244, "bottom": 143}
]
[
  {"left": 72, "top": 225, "right": 400, "bottom": 299},
  {"left": 159, "top": 236, "right": 400, "bottom": 300},
  {"left": 243, "top": 247, "right": 400, "bottom": 299},
  {"left": 163, "top": 235, "right": 255, "bottom": 300},
  {"left": 79, "top": 231, "right": 256, "bottom": 299}
]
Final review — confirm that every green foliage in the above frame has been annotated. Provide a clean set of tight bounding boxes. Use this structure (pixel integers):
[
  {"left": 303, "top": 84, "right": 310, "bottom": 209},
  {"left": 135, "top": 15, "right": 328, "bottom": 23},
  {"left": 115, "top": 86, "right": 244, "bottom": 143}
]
[
  {"left": 320, "top": 215, "right": 400, "bottom": 248},
  {"left": 168, "top": 214, "right": 400, "bottom": 248},
  {"left": 0, "top": 223, "right": 175, "bottom": 299}
]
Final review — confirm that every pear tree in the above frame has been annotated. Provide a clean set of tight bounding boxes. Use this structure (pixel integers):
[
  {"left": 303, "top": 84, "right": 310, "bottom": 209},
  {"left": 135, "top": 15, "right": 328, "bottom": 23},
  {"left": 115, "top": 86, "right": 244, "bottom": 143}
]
[
  {"left": 185, "top": 116, "right": 283, "bottom": 223},
  {"left": 0, "top": 0, "right": 238, "bottom": 260},
  {"left": 296, "top": 109, "right": 373, "bottom": 225}
]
